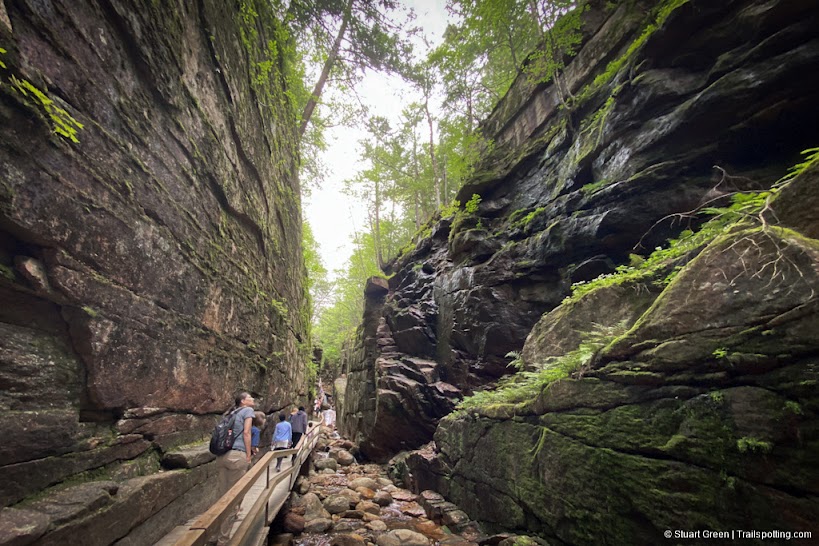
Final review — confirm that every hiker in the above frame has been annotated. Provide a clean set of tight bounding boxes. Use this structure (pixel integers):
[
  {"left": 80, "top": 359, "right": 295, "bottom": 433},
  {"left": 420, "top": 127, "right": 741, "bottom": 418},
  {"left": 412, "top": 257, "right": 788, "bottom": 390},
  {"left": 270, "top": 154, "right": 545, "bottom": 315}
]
[
  {"left": 216, "top": 392, "right": 255, "bottom": 546},
  {"left": 251, "top": 411, "right": 265, "bottom": 456},
  {"left": 323, "top": 405, "right": 336, "bottom": 429},
  {"left": 289, "top": 405, "right": 308, "bottom": 463},
  {"left": 271, "top": 412, "right": 292, "bottom": 472}
]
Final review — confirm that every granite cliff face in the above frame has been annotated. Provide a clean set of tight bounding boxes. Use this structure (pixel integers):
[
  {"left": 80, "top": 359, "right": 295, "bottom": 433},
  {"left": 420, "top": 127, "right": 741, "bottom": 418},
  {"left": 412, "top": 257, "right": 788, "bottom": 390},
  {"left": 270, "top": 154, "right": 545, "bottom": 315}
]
[
  {"left": 341, "top": 1, "right": 819, "bottom": 520},
  {"left": 0, "top": 0, "right": 306, "bottom": 542}
]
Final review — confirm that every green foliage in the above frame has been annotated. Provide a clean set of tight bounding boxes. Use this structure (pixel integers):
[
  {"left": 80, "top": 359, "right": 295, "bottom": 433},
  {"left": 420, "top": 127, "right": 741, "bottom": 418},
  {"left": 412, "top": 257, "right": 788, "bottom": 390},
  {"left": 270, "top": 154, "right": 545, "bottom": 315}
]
[
  {"left": 709, "top": 391, "right": 724, "bottom": 403},
  {"left": 505, "top": 351, "right": 524, "bottom": 371},
  {"left": 784, "top": 401, "right": 803, "bottom": 415},
  {"left": 82, "top": 306, "right": 99, "bottom": 318},
  {"left": 464, "top": 193, "right": 482, "bottom": 214},
  {"left": 511, "top": 207, "right": 546, "bottom": 230},
  {"left": 441, "top": 200, "right": 461, "bottom": 219},
  {"left": 456, "top": 323, "right": 622, "bottom": 414},
  {"left": 712, "top": 347, "right": 728, "bottom": 359},
  {"left": 10, "top": 76, "right": 84, "bottom": 142},
  {"left": 303, "top": 221, "right": 331, "bottom": 322},
  {"left": 270, "top": 298, "right": 289, "bottom": 319},
  {"left": 565, "top": 188, "right": 776, "bottom": 303},
  {"left": 778, "top": 147, "right": 819, "bottom": 184},
  {"left": 736, "top": 437, "right": 773, "bottom": 454},
  {"left": 580, "top": 179, "right": 610, "bottom": 195},
  {"left": 0, "top": 47, "right": 6, "bottom": 70}
]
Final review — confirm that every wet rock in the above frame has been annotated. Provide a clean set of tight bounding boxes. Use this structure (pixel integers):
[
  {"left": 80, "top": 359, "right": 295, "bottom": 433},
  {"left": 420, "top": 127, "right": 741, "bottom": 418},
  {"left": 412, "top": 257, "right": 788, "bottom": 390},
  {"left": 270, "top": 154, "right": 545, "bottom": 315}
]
[
  {"left": 324, "top": 495, "right": 353, "bottom": 514},
  {"left": 315, "top": 457, "right": 339, "bottom": 471},
  {"left": 330, "top": 533, "right": 367, "bottom": 546},
  {"left": 372, "top": 490, "right": 393, "bottom": 507},
  {"left": 442, "top": 509, "right": 471, "bottom": 529},
  {"left": 299, "top": 493, "right": 330, "bottom": 521},
  {"left": 348, "top": 477, "right": 379, "bottom": 491},
  {"left": 339, "top": 510, "right": 366, "bottom": 520},
  {"left": 282, "top": 512, "right": 305, "bottom": 534},
  {"left": 366, "top": 519, "right": 388, "bottom": 532},
  {"left": 333, "top": 449, "right": 356, "bottom": 466},
  {"left": 355, "top": 486, "right": 375, "bottom": 500},
  {"left": 354, "top": 500, "right": 380, "bottom": 515},
  {"left": 303, "top": 518, "right": 333, "bottom": 533},
  {"left": 270, "top": 534, "right": 295, "bottom": 546},
  {"left": 376, "top": 529, "right": 431, "bottom": 546}
]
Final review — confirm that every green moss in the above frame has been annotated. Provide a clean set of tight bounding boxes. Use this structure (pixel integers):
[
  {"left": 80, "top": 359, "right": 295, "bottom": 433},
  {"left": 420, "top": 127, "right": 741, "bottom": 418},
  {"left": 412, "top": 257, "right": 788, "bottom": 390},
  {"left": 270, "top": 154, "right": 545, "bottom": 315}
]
[
  {"left": 511, "top": 207, "right": 546, "bottom": 231},
  {"left": 784, "top": 401, "right": 803, "bottom": 415},
  {"left": 82, "top": 305, "right": 99, "bottom": 318},
  {"left": 580, "top": 179, "right": 611, "bottom": 195},
  {"left": 10, "top": 76, "right": 84, "bottom": 143},
  {"left": 0, "top": 263, "right": 15, "bottom": 281},
  {"left": 736, "top": 437, "right": 773, "bottom": 454},
  {"left": 574, "top": 0, "right": 690, "bottom": 106}
]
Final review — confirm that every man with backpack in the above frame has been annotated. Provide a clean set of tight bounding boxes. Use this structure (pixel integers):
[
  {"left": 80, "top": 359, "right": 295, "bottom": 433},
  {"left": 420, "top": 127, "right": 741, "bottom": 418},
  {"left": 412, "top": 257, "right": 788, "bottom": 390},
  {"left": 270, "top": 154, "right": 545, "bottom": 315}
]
[{"left": 215, "top": 392, "right": 256, "bottom": 545}]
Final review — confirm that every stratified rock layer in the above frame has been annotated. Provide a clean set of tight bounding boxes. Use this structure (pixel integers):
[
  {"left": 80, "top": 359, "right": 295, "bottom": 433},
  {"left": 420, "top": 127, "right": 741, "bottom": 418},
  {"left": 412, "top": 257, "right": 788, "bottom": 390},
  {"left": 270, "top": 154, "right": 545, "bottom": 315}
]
[
  {"left": 341, "top": 0, "right": 819, "bottom": 464},
  {"left": 0, "top": 0, "right": 306, "bottom": 540},
  {"left": 409, "top": 165, "right": 819, "bottom": 543}
]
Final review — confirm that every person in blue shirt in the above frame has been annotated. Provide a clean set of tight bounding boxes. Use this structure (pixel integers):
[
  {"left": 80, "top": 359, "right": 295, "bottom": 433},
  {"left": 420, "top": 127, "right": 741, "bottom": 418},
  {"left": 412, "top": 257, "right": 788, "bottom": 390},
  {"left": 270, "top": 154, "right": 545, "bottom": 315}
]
[
  {"left": 271, "top": 412, "right": 292, "bottom": 472},
  {"left": 250, "top": 411, "right": 265, "bottom": 456}
]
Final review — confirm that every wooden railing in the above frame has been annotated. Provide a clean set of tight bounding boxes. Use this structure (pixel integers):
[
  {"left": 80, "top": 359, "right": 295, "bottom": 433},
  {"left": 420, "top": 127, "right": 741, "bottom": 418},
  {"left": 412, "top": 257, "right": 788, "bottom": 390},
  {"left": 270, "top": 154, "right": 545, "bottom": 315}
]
[{"left": 170, "top": 421, "right": 322, "bottom": 546}]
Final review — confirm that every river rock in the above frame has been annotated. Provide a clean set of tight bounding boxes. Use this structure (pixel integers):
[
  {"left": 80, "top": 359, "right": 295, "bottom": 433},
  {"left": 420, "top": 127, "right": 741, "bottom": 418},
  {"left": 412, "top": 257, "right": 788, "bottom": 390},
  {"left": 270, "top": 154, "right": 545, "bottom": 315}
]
[
  {"left": 373, "top": 490, "right": 393, "bottom": 506},
  {"left": 376, "top": 529, "right": 431, "bottom": 546},
  {"left": 348, "top": 477, "right": 379, "bottom": 491},
  {"left": 366, "top": 519, "right": 388, "bottom": 532},
  {"left": 304, "top": 517, "right": 333, "bottom": 533},
  {"left": 315, "top": 457, "right": 338, "bottom": 471},
  {"left": 282, "top": 512, "right": 305, "bottom": 534},
  {"left": 354, "top": 500, "right": 381, "bottom": 515},
  {"left": 330, "top": 533, "right": 367, "bottom": 546},
  {"left": 323, "top": 494, "right": 353, "bottom": 514},
  {"left": 299, "top": 493, "right": 330, "bottom": 521},
  {"left": 333, "top": 449, "right": 356, "bottom": 466}
]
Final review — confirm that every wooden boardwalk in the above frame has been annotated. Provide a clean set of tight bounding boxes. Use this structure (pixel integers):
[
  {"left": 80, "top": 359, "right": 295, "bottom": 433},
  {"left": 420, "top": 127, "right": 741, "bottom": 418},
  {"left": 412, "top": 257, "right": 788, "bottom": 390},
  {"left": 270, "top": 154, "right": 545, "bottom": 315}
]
[{"left": 156, "top": 422, "right": 321, "bottom": 546}]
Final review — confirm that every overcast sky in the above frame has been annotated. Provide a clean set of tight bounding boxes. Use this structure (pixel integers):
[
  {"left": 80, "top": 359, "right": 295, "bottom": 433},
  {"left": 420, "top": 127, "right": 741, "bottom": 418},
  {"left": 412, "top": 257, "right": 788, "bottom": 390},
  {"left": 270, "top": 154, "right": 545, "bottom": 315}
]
[{"left": 303, "top": 0, "right": 450, "bottom": 282}]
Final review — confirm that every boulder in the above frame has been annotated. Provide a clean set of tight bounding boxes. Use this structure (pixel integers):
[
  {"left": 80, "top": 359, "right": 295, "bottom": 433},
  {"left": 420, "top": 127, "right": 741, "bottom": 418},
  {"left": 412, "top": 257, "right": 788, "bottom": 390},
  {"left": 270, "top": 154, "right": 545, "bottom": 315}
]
[
  {"left": 376, "top": 529, "right": 431, "bottom": 546},
  {"left": 354, "top": 501, "right": 381, "bottom": 516},
  {"left": 373, "top": 490, "right": 393, "bottom": 507},
  {"left": 330, "top": 533, "right": 367, "bottom": 546},
  {"left": 323, "top": 495, "right": 352, "bottom": 514},
  {"left": 303, "top": 518, "right": 333, "bottom": 533},
  {"left": 348, "top": 477, "right": 379, "bottom": 491},
  {"left": 314, "top": 458, "right": 338, "bottom": 472},
  {"left": 282, "top": 512, "right": 305, "bottom": 534}
]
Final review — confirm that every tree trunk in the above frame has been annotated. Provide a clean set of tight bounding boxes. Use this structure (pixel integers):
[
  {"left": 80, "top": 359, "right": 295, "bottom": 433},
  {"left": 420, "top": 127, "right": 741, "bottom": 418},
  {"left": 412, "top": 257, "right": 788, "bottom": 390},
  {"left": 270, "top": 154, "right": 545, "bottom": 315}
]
[
  {"left": 424, "top": 99, "right": 441, "bottom": 209},
  {"left": 299, "top": 0, "right": 353, "bottom": 140}
]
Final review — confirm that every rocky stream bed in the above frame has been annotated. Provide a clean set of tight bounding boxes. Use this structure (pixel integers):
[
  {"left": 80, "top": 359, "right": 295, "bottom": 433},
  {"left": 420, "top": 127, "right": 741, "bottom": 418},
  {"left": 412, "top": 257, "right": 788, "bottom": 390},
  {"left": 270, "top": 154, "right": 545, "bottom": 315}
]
[{"left": 270, "top": 427, "right": 544, "bottom": 546}]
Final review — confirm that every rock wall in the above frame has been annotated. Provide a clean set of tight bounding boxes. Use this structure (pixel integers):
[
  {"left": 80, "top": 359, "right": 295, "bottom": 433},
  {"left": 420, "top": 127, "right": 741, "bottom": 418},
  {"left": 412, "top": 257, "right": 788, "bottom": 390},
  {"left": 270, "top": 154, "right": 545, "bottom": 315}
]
[
  {"left": 409, "top": 165, "right": 819, "bottom": 542},
  {"left": 0, "top": 0, "right": 307, "bottom": 541},
  {"left": 340, "top": 0, "right": 819, "bottom": 468}
]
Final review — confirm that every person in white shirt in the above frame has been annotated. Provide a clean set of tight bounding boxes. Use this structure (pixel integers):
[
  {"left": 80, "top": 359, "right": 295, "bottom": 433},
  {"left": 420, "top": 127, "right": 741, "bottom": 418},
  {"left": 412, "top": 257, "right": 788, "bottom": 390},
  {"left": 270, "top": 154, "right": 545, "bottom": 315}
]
[{"left": 322, "top": 406, "right": 336, "bottom": 429}]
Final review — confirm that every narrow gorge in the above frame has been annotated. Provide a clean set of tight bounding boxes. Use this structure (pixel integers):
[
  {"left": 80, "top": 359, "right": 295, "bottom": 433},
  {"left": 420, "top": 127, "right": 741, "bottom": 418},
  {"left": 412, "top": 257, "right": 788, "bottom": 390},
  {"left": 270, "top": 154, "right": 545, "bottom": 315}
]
[
  {"left": 1, "top": 0, "right": 818, "bottom": 545},
  {"left": 337, "top": 0, "right": 819, "bottom": 543}
]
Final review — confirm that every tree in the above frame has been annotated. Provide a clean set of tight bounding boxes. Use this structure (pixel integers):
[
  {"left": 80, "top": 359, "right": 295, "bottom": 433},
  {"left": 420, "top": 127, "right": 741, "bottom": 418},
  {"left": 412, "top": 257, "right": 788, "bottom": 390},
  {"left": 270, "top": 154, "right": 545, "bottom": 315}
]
[
  {"left": 286, "top": 0, "right": 415, "bottom": 140},
  {"left": 303, "top": 221, "right": 332, "bottom": 322}
]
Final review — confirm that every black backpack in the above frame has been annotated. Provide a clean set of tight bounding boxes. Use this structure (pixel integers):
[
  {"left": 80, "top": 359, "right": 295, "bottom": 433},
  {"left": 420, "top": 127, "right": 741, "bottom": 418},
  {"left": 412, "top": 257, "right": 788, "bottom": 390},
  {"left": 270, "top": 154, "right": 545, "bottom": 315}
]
[{"left": 209, "top": 408, "right": 239, "bottom": 455}]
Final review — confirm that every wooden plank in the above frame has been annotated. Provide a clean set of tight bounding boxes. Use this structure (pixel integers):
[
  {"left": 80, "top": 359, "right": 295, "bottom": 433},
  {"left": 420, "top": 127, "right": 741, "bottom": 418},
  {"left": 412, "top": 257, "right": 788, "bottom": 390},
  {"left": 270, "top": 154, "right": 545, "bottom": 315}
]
[
  {"left": 168, "top": 529, "right": 206, "bottom": 546},
  {"left": 190, "top": 451, "right": 274, "bottom": 530},
  {"left": 168, "top": 420, "right": 323, "bottom": 546}
]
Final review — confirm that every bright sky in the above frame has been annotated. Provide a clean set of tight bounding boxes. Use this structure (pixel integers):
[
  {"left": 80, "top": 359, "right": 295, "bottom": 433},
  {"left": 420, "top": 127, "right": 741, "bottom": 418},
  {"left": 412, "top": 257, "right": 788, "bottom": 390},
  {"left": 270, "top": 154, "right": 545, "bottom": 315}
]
[{"left": 303, "top": 0, "right": 450, "bottom": 281}]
